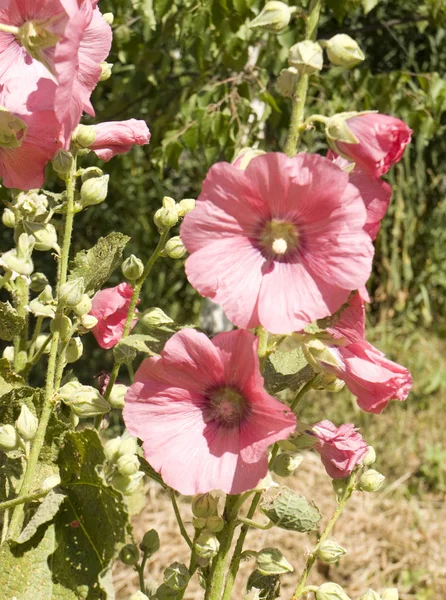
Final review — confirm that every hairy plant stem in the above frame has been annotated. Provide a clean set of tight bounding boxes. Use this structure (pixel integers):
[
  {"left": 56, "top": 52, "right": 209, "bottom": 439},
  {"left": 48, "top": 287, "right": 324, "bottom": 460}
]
[
  {"left": 7, "top": 159, "right": 77, "bottom": 540},
  {"left": 13, "top": 276, "right": 29, "bottom": 373},
  {"left": 170, "top": 490, "right": 193, "bottom": 549},
  {"left": 284, "top": 0, "right": 323, "bottom": 157},
  {"left": 256, "top": 326, "right": 269, "bottom": 371},
  {"left": 0, "top": 487, "right": 51, "bottom": 512},
  {"left": 22, "top": 332, "right": 53, "bottom": 378}
]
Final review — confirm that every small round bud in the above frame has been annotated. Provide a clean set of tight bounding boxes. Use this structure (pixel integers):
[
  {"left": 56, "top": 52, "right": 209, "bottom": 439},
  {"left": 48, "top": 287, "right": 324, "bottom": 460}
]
[
  {"left": 102, "top": 12, "right": 114, "bottom": 24},
  {"left": 2, "top": 346, "right": 14, "bottom": 362},
  {"left": 154, "top": 207, "right": 178, "bottom": 230},
  {"left": 34, "top": 334, "right": 51, "bottom": 355},
  {"left": 52, "top": 149, "right": 74, "bottom": 179},
  {"left": 116, "top": 454, "right": 140, "bottom": 476},
  {"left": 80, "top": 314, "right": 98, "bottom": 330},
  {"left": 59, "top": 278, "right": 85, "bottom": 308},
  {"left": 205, "top": 515, "right": 224, "bottom": 533},
  {"left": 30, "top": 272, "right": 49, "bottom": 293},
  {"left": 316, "top": 540, "right": 347, "bottom": 564},
  {"left": 129, "top": 593, "right": 149, "bottom": 600},
  {"left": 41, "top": 474, "right": 61, "bottom": 491},
  {"left": 332, "top": 477, "right": 350, "bottom": 500},
  {"left": 73, "top": 294, "right": 93, "bottom": 317},
  {"left": 104, "top": 436, "right": 121, "bottom": 463},
  {"left": 119, "top": 543, "right": 139, "bottom": 566},
  {"left": 358, "top": 469, "right": 385, "bottom": 492},
  {"left": 316, "top": 582, "right": 352, "bottom": 600},
  {"left": 81, "top": 166, "right": 104, "bottom": 183},
  {"left": 358, "top": 590, "right": 380, "bottom": 600},
  {"left": 140, "top": 307, "right": 173, "bottom": 328},
  {"left": 122, "top": 254, "right": 144, "bottom": 281},
  {"left": 163, "top": 562, "right": 190, "bottom": 591},
  {"left": 108, "top": 383, "right": 127, "bottom": 409},
  {"left": 381, "top": 589, "right": 398, "bottom": 600},
  {"left": 80, "top": 174, "right": 109, "bottom": 208},
  {"left": 59, "top": 384, "right": 110, "bottom": 418},
  {"left": 249, "top": 1, "right": 295, "bottom": 33},
  {"left": 15, "top": 405, "right": 38, "bottom": 441},
  {"left": 363, "top": 446, "right": 376, "bottom": 466},
  {"left": 192, "top": 493, "right": 219, "bottom": 518},
  {"left": 140, "top": 529, "right": 160, "bottom": 555},
  {"left": 111, "top": 471, "right": 144, "bottom": 495},
  {"left": 176, "top": 198, "right": 196, "bottom": 217},
  {"left": 2, "top": 208, "right": 16, "bottom": 228},
  {"left": 270, "top": 452, "right": 303, "bottom": 477},
  {"left": 289, "top": 40, "right": 323, "bottom": 74},
  {"left": 324, "top": 34, "right": 365, "bottom": 68},
  {"left": 118, "top": 435, "right": 138, "bottom": 457},
  {"left": 164, "top": 236, "right": 187, "bottom": 259},
  {"left": 72, "top": 124, "right": 97, "bottom": 148},
  {"left": 66, "top": 337, "right": 83, "bottom": 363},
  {"left": 0, "top": 249, "right": 33, "bottom": 276},
  {"left": 99, "top": 61, "right": 113, "bottom": 81},
  {"left": 256, "top": 547, "right": 294, "bottom": 576},
  {"left": 51, "top": 315, "right": 72, "bottom": 341},
  {"left": 23, "top": 221, "right": 59, "bottom": 252},
  {"left": 192, "top": 517, "right": 207, "bottom": 529},
  {"left": 162, "top": 196, "right": 176, "bottom": 209},
  {"left": 0, "top": 424, "right": 20, "bottom": 451},
  {"left": 277, "top": 67, "right": 298, "bottom": 97},
  {"left": 194, "top": 530, "right": 220, "bottom": 559},
  {"left": 325, "top": 115, "right": 360, "bottom": 145}
]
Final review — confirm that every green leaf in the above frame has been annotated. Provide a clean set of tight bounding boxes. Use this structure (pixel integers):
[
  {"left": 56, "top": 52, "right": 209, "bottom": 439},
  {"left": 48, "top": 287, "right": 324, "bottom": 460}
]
[
  {"left": 362, "top": 0, "right": 379, "bottom": 13},
  {"left": 0, "top": 301, "right": 25, "bottom": 341},
  {"left": 259, "top": 91, "right": 282, "bottom": 113},
  {"left": 114, "top": 324, "right": 181, "bottom": 360},
  {"left": 260, "top": 486, "right": 321, "bottom": 532},
  {"left": 263, "top": 348, "right": 313, "bottom": 394},
  {"left": 246, "top": 569, "right": 281, "bottom": 600},
  {"left": 68, "top": 232, "right": 130, "bottom": 295},
  {"left": 0, "top": 358, "right": 25, "bottom": 398},
  {"left": 17, "top": 491, "right": 66, "bottom": 544}
]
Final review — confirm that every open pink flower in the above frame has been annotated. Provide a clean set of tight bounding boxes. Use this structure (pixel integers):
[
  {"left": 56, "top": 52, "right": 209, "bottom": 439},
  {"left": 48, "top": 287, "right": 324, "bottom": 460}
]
[
  {"left": 123, "top": 328, "right": 296, "bottom": 494},
  {"left": 331, "top": 113, "right": 412, "bottom": 177},
  {"left": 89, "top": 282, "right": 137, "bottom": 350},
  {"left": 181, "top": 152, "right": 374, "bottom": 334},
  {"left": 88, "top": 119, "right": 151, "bottom": 161},
  {"left": 0, "top": 78, "right": 61, "bottom": 189},
  {"left": 311, "top": 420, "right": 369, "bottom": 479}
]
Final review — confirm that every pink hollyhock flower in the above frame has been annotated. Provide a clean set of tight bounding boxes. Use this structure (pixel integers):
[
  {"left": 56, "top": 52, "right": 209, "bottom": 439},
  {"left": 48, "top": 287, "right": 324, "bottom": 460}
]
[
  {"left": 88, "top": 119, "right": 151, "bottom": 161},
  {"left": 180, "top": 152, "right": 374, "bottom": 334},
  {"left": 0, "top": 78, "right": 61, "bottom": 189},
  {"left": 123, "top": 328, "right": 296, "bottom": 494},
  {"left": 311, "top": 420, "right": 369, "bottom": 479},
  {"left": 309, "top": 293, "right": 412, "bottom": 413},
  {"left": 331, "top": 113, "right": 412, "bottom": 178},
  {"left": 89, "top": 282, "right": 137, "bottom": 350}
]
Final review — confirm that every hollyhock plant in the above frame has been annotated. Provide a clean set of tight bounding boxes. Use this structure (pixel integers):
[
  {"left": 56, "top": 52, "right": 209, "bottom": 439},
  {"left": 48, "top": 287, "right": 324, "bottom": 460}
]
[
  {"left": 0, "top": 78, "right": 61, "bottom": 189},
  {"left": 89, "top": 282, "right": 137, "bottom": 350},
  {"left": 123, "top": 328, "right": 296, "bottom": 494},
  {"left": 181, "top": 152, "right": 374, "bottom": 334},
  {"left": 330, "top": 113, "right": 412, "bottom": 178},
  {"left": 87, "top": 119, "right": 151, "bottom": 161},
  {"left": 311, "top": 420, "right": 369, "bottom": 479}
]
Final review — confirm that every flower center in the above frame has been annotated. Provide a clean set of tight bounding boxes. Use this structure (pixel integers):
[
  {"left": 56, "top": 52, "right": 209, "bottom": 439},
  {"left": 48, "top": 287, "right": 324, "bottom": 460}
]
[
  {"left": 18, "top": 19, "right": 60, "bottom": 74},
  {"left": 0, "top": 108, "right": 27, "bottom": 148},
  {"left": 260, "top": 220, "right": 299, "bottom": 259},
  {"left": 208, "top": 387, "right": 247, "bottom": 428}
]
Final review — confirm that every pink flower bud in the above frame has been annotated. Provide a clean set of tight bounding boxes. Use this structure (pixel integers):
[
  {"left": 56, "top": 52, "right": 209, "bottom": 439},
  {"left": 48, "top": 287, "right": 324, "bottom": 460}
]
[
  {"left": 89, "top": 282, "right": 137, "bottom": 349},
  {"left": 88, "top": 119, "right": 151, "bottom": 161}
]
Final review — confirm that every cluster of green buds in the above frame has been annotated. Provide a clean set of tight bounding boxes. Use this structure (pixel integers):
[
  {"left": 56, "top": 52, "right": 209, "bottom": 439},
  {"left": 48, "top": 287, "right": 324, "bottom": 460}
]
[
  {"left": 358, "top": 446, "right": 385, "bottom": 493},
  {"left": 58, "top": 380, "right": 110, "bottom": 424},
  {"left": 103, "top": 432, "right": 145, "bottom": 496},
  {"left": 191, "top": 493, "right": 223, "bottom": 563},
  {"left": 0, "top": 405, "right": 38, "bottom": 456},
  {"left": 153, "top": 195, "right": 195, "bottom": 233}
]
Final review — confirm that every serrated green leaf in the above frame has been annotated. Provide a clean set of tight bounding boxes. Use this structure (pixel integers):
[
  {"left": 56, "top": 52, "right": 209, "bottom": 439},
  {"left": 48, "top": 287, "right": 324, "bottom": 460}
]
[
  {"left": 17, "top": 491, "right": 66, "bottom": 544},
  {"left": 0, "top": 301, "right": 25, "bottom": 341},
  {"left": 68, "top": 232, "right": 130, "bottom": 295},
  {"left": 263, "top": 348, "right": 313, "bottom": 395},
  {"left": 246, "top": 569, "right": 281, "bottom": 600},
  {"left": 0, "top": 358, "right": 25, "bottom": 398},
  {"left": 0, "top": 385, "right": 39, "bottom": 426},
  {"left": 260, "top": 486, "right": 321, "bottom": 532}
]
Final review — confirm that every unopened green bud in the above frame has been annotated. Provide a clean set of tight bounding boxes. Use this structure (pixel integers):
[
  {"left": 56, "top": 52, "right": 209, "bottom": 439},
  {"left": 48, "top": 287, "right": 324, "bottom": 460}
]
[
  {"left": 256, "top": 547, "right": 294, "bottom": 576},
  {"left": 80, "top": 174, "right": 109, "bottom": 208},
  {"left": 363, "top": 446, "right": 376, "bottom": 466},
  {"left": 381, "top": 589, "right": 398, "bottom": 600},
  {"left": 271, "top": 452, "right": 303, "bottom": 477},
  {"left": 154, "top": 207, "right": 178, "bottom": 230},
  {"left": 116, "top": 454, "right": 140, "bottom": 476},
  {"left": 129, "top": 592, "right": 149, "bottom": 600},
  {"left": 192, "top": 493, "right": 219, "bottom": 518},
  {"left": 72, "top": 124, "right": 97, "bottom": 148},
  {"left": 0, "top": 424, "right": 20, "bottom": 451},
  {"left": 277, "top": 67, "right": 298, "bottom": 97},
  {"left": 109, "top": 383, "right": 127, "bottom": 409},
  {"left": 2, "top": 208, "right": 15, "bottom": 228},
  {"left": 104, "top": 437, "right": 121, "bottom": 462},
  {"left": 358, "top": 590, "right": 380, "bottom": 600},
  {"left": 303, "top": 339, "right": 342, "bottom": 371},
  {"left": 23, "top": 221, "right": 59, "bottom": 252},
  {"left": 73, "top": 294, "right": 92, "bottom": 317},
  {"left": 99, "top": 61, "right": 113, "bottom": 81},
  {"left": 80, "top": 314, "right": 98, "bottom": 330},
  {"left": 50, "top": 314, "right": 72, "bottom": 341},
  {"left": 2, "top": 346, "right": 14, "bottom": 362},
  {"left": 140, "top": 307, "right": 174, "bottom": 328},
  {"left": 102, "top": 12, "right": 114, "bottom": 25},
  {"left": 317, "top": 540, "right": 347, "bottom": 564},
  {"left": 162, "top": 196, "right": 176, "bottom": 209},
  {"left": 0, "top": 248, "right": 33, "bottom": 276},
  {"left": 249, "top": 1, "right": 295, "bottom": 33},
  {"left": 66, "top": 337, "right": 83, "bottom": 363},
  {"left": 323, "top": 34, "right": 365, "bottom": 68},
  {"left": 289, "top": 40, "right": 323, "bottom": 74},
  {"left": 34, "top": 334, "right": 50, "bottom": 355},
  {"left": 140, "top": 529, "right": 160, "bottom": 555},
  {"left": 176, "top": 198, "right": 196, "bottom": 217},
  {"left": 164, "top": 236, "right": 187, "bottom": 259},
  {"left": 122, "top": 254, "right": 144, "bottom": 281},
  {"left": 194, "top": 530, "right": 220, "bottom": 559},
  {"left": 52, "top": 149, "right": 73, "bottom": 179},
  {"left": 29, "top": 286, "right": 56, "bottom": 318},
  {"left": 118, "top": 435, "right": 138, "bottom": 457},
  {"left": 205, "top": 515, "right": 224, "bottom": 533},
  {"left": 15, "top": 405, "right": 38, "bottom": 441},
  {"left": 119, "top": 543, "right": 139, "bottom": 565},
  {"left": 59, "top": 277, "right": 85, "bottom": 307},
  {"left": 164, "top": 562, "right": 190, "bottom": 591},
  {"left": 60, "top": 384, "right": 110, "bottom": 418},
  {"left": 358, "top": 469, "right": 385, "bottom": 492},
  {"left": 325, "top": 116, "right": 360, "bottom": 146},
  {"left": 41, "top": 474, "right": 61, "bottom": 491},
  {"left": 30, "top": 272, "right": 49, "bottom": 293},
  {"left": 111, "top": 470, "right": 144, "bottom": 495},
  {"left": 81, "top": 166, "right": 104, "bottom": 183},
  {"left": 332, "top": 477, "right": 350, "bottom": 501},
  {"left": 316, "top": 582, "right": 352, "bottom": 600},
  {"left": 192, "top": 516, "right": 207, "bottom": 529}
]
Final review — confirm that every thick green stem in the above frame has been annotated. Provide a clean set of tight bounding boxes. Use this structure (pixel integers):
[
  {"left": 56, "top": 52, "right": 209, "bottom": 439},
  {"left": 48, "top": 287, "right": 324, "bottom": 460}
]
[
  {"left": 256, "top": 326, "right": 269, "bottom": 371},
  {"left": 284, "top": 0, "right": 323, "bottom": 157},
  {"left": 0, "top": 487, "right": 50, "bottom": 512},
  {"left": 13, "top": 276, "right": 29, "bottom": 372},
  {"left": 7, "top": 159, "right": 77, "bottom": 540}
]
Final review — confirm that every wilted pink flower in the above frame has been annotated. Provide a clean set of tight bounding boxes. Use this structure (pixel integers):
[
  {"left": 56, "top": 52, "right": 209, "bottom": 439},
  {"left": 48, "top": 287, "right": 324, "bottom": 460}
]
[
  {"left": 0, "top": 78, "right": 61, "bottom": 189},
  {"left": 311, "top": 420, "right": 369, "bottom": 478},
  {"left": 181, "top": 152, "right": 374, "bottom": 334},
  {"left": 331, "top": 113, "right": 412, "bottom": 177},
  {"left": 88, "top": 119, "right": 151, "bottom": 161},
  {"left": 89, "top": 282, "right": 137, "bottom": 350},
  {"left": 123, "top": 328, "right": 296, "bottom": 494}
]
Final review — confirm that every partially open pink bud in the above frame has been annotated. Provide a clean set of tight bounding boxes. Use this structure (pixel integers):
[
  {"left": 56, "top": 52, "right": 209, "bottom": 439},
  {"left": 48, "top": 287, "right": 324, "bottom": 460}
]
[
  {"left": 89, "top": 282, "right": 137, "bottom": 349},
  {"left": 88, "top": 119, "right": 151, "bottom": 161}
]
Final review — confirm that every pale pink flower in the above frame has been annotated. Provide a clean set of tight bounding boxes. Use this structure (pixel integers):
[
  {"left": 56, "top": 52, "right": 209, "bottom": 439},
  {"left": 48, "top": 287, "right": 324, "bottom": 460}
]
[
  {"left": 123, "top": 328, "right": 296, "bottom": 494},
  {"left": 89, "top": 282, "right": 136, "bottom": 350},
  {"left": 331, "top": 113, "right": 412, "bottom": 177},
  {"left": 88, "top": 119, "right": 151, "bottom": 161},
  {"left": 0, "top": 78, "right": 61, "bottom": 189},
  {"left": 311, "top": 420, "right": 369, "bottom": 479},
  {"left": 181, "top": 152, "right": 374, "bottom": 334}
]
